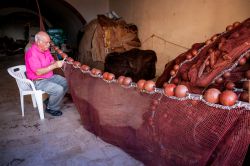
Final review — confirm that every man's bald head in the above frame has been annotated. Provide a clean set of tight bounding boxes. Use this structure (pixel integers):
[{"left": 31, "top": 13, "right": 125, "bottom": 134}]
[
  {"left": 35, "top": 31, "right": 50, "bottom": 43},
  {"left": 35, "top": 31, "right": 51, "bottom": 51}
]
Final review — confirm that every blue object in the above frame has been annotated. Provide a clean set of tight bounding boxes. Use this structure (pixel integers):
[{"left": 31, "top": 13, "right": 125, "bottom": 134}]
[{"left": 47, "top": 28, "right": 66, "bottom": 46}]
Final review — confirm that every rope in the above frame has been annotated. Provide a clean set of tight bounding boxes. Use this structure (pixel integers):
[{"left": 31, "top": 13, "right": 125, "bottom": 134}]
[
  {"left": 35, "top": 0, "right": 45, "bottom": 31},
  {"left": 142, "top": 34, "right": 189, "bottom": 50}
]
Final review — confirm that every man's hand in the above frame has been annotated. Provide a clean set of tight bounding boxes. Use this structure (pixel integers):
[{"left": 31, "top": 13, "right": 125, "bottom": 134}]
[{"left": 54, "top": 60, "right": 64, "bottom": 68}]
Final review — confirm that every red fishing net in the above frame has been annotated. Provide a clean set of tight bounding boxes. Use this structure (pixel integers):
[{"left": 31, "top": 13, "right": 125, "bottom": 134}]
[
  {"left": 156, "top": 18, "right": 250, "bottom": 95},
  {"left": 64, "top": 64, "right": 249, "bottom": 166}
]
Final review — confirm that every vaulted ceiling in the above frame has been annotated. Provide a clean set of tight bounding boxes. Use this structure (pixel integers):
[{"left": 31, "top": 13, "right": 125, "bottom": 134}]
[{"left": 0, "top": 0, "right": 86, "bottom": 48}]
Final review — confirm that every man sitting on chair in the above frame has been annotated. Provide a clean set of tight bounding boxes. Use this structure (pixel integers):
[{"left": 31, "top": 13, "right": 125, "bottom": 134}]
[{"left": 25, "top": 31, "right": 68, "bottom": 116}]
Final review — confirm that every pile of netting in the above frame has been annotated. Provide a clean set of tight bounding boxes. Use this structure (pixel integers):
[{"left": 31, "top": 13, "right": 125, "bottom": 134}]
[
  {"left": 63, "top": 62, "right": 249, "bottom": 166},
  {"left": 157, "top": 18, "right": 250, "bottom": 97}
]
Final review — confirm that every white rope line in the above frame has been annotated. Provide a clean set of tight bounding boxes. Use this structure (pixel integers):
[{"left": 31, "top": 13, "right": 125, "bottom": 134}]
[{"left": 64, "top": 61, "right": 250, "bottom": 110}]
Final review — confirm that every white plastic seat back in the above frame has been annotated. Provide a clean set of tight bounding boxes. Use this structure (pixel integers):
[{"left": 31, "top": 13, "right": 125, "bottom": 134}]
[
  {"left": 8, "top": 65, "right": 35, "bottom": 91},
  {"left": 7, "top": 65, "right": 45, "bottom": 120}
]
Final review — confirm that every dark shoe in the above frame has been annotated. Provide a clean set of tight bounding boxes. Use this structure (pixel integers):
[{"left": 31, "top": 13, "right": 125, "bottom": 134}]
[{"left": 45, "top": 109, "right": 62, "bottom": 116}]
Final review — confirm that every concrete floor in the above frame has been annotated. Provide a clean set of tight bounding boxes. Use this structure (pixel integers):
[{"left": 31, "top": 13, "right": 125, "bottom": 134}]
[{"left": 0, "top": 54, "right": 144, "bottom": 166}]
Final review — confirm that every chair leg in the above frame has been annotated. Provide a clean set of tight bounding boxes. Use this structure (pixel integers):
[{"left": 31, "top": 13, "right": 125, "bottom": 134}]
[
  {"left": 35, "top": 92, "right": 45, "bottom": 120},
  {"left": 31, "top": 94, "right": 37, "bottom": 108},
  {"left": 20, "top": 93, "right": 24, "bottom": 117}
]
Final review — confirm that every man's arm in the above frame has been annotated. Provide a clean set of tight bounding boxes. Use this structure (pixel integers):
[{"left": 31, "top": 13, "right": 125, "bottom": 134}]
[{"left": 36, "top": 61, "right": 64, "bottom": 75}]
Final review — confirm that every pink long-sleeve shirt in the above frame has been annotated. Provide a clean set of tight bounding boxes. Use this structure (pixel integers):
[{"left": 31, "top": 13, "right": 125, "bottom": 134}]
[{"left": 25, "top": 44, "right": 54, "bottom": 80}]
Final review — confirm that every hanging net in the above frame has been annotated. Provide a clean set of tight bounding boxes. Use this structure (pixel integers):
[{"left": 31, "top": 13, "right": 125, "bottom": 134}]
[{"left": 63, "top": 63, "right": 249, "bottom": 166}]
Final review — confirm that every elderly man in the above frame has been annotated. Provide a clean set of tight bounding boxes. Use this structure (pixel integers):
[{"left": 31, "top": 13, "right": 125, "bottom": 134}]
[{"left": 25, "top": 31, "right": 68, "bottom": 116}]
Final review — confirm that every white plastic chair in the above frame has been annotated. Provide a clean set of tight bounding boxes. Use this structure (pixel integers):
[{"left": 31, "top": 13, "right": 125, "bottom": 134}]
[{"left": 7, "top": 65, "right": 45, "bottom": 120}]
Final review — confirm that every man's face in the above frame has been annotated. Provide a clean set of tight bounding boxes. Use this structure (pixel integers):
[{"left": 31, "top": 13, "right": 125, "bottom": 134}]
[{"left": 38, "top": 36, "right": 51, "bottom": 52}]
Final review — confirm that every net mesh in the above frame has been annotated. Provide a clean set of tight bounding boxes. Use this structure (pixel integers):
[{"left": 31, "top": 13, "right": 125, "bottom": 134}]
[
  {"left": 156, "top": 18, "right": 250, "bottom": 95},
  {"left": 64, "top": 64, "right": 250, "bottom": 166}
]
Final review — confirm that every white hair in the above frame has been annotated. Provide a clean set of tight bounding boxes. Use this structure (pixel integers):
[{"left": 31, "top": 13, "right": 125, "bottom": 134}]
[
  {"left": 35, "top": 33, "right": 43, "bottom": 43},
  {"left": 35, "top": 31, "right": 49, "bottom": 43}
]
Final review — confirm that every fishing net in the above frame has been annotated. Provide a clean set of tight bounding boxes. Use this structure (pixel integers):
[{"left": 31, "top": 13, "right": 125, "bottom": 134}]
[{"left": 64, "top": 63, "right": 249, "bottom": 166}]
